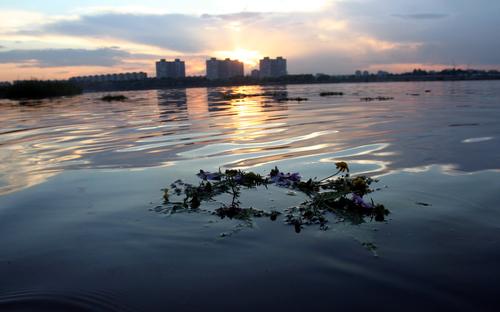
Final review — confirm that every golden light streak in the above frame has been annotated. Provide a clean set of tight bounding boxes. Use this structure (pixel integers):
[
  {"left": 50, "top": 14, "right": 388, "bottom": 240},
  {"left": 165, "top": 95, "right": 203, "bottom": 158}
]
[{"left": 214, "top": 48, "right": 263, "bottom": 67}]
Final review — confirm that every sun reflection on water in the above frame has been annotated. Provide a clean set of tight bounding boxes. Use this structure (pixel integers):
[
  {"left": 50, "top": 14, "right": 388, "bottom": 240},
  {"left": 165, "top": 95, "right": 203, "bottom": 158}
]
[{"left": 1, "top": 81, "right": 499, "bottom": 195}]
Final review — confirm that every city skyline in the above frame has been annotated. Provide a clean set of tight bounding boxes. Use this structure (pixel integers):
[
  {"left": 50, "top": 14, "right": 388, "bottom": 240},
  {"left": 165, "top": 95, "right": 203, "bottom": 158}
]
[
  {"left": 0, "top": 0, "right": 499, "bottom": 81},
  {"left": 66, "top": 55, "right": 287, "bottom": 81}
]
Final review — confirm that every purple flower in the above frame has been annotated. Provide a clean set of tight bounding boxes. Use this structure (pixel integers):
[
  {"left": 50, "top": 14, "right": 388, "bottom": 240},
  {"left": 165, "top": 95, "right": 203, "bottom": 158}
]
[
  {"left": 234, "top": 174, "right": 243, "bottom": 183},
  {"left": 352, "top": 194, "right": 374, "bottom": 209},
  {"left": 270, "top": 171, "right": 301, "bottom": 187},
  {"left": 197, "top": 170, "right": 222, "bottom": 181},
  {"left": 288, "top": 172, "right": 301, "bottom": 182}
]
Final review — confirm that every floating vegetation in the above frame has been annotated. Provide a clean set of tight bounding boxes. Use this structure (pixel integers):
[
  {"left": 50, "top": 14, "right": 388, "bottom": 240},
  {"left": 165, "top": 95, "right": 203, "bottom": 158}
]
[
  {"left": 101, "top": 94, "right": 128, "bottom": 102},
  {"left": 320, "top": 92, "right": 344, "bottom": 96},
  {"left": 360, "top": 96, "right": 394, "bottom": 102},
  {"left": 277, "top": 97, "right": 309, "bottom": 102},
  {"left": 361, "top": 242, "right": 378, "bottom": 256},
  {"left": 416, "top": 202, "right": 432, "bottom": 206},
  {"left": 448, "top": 123, "right": 479, "bottom": 127},
  {"left": 220, "top": 91, "right": 288, "bottom": 100},
  {"left": 264, "top": 91, "right": 288, "bottom": 98},
  {"left": 221, "top": 92, "right": 251, "bottom": 100},
  {"left": 158, "top": 162, "right": 389, "bottom": 234}
]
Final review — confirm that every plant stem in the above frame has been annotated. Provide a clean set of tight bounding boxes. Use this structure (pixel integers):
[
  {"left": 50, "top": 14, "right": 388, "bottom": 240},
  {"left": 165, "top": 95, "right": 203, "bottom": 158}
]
[{"left": 319, "top": 170, "right": 342, "bottom": 182}]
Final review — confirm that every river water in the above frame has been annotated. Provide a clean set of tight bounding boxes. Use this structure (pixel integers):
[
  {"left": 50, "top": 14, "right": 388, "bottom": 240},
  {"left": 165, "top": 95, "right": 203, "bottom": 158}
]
[{"left": 0, "top": 81, "right": 499, "bottom": 311}]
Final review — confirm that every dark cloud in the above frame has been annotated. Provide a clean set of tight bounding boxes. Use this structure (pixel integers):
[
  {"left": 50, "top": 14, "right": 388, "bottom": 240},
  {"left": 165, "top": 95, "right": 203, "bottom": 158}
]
[
  {"left": 0, "top": 48, "right": 131, "bottom": 67},
  {"left": 392, "top": 13, "right": 449, "bottom": 20},
  {"left": 0, "top": 45, "right": 5, "bottom": 49},
  {"left": 329, "top": 0, "right": 500, "bottom": 66},
  {"left": 34, "top": 13, "right": 212, "bottom": 53}
]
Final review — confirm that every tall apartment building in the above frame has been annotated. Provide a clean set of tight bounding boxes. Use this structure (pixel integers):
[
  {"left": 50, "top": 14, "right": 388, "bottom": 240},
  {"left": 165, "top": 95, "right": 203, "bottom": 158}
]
[
  {"left": 156, "top": 59, "right": 186, "bottom": 79},
  {"left": 206, "top": 58, "right": 244, "bottom": 80},
  {"left": 259, "top": 56, "right": 287, "bottom": 78}
]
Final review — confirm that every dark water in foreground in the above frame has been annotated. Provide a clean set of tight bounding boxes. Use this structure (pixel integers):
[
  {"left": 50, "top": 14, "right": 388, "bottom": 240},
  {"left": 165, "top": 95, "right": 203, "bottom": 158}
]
[{"left": 0, "top": 81, "right": 499, "bottom": 311}]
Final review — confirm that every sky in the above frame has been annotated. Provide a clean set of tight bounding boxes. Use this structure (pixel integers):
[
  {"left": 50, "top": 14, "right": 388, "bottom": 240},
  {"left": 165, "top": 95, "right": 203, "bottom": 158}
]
[{"left": 0, "top": 0, "right": 499, "bottom": 80}]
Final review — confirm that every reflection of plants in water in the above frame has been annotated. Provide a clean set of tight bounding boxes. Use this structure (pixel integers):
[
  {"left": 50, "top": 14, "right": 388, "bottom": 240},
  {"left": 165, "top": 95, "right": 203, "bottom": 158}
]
[{"left": 157, "top": 162, "right": 389, "bottom": 234}]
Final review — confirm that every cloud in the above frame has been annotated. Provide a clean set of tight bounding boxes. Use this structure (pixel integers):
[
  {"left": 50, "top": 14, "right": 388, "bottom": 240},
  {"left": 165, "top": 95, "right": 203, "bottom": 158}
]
[
  {"left": 33, "top": 13, "right": 214, "bottom": 53},
  {"left": 20, "top": 11, "right": 289, "bottom": 54},
  {"left": 2, "top": 0, "right": 500, "bottom": 77},
  {"left": 0, "top": 10, "right": 47, "bottom": 33},
  {"left": 326, "top": 0, "right": 500, "bottom": 67},
  {"left": 201, "top": 12, "right": 265, "bottom": 21},
  {"left": 0, "top": 48, "right": 132, "bottom": 67},
  {"left": 392, "top": 13, "right": 449, "bottom": 20}
]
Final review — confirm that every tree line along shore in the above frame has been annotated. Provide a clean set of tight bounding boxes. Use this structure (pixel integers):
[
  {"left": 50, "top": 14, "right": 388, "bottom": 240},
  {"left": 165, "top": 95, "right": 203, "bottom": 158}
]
[{"left": 1, "top": 69, "right": 500, "bottom": 100}]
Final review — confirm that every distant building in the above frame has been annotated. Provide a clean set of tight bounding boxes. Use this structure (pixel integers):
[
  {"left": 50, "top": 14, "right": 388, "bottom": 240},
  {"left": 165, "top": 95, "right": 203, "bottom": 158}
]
[
  {"left": 0, "top": 81, "right": 11, "bottom": 87},
  {"left": 251, "top": 69, "right": 260, "bottom": 78},
  {"left": 206, "top": 58, "right": 218, "bottom": 80},
  {"left": 259, "top": 57, "right": 287, "bottom": 78},
  {"left": 69, "top": 72, "right": 147, "bottom": 83},
  {"left": 156, "top": 58, "right": 186, "bottom": 79},
  {"left": 206, "top": 58, "right": 244, "bottom": 80},
  {"left": 355, "top": 70, "right": 362, "bottom": 77},
  {"left": 377, "top": 70, "right": 389, "bottom": 77}
]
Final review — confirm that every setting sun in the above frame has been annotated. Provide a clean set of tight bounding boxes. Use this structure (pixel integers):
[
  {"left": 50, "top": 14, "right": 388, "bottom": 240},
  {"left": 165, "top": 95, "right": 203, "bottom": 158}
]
[{"left": 215, "top": 48, "right": 263, "bottom": 67}]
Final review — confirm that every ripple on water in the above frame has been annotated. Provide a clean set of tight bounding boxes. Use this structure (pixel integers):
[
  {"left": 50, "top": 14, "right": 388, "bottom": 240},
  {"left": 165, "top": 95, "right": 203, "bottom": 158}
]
[
  {"left": 0, "top": 289, "right": 136, "bottom": 312},
  {"left": 176, "top": 130, "right": 338, "bottom": 158},
  {"left": 1, "top": 82, "right": 500, "bottom": 194},
  {"left": 461, "top": 136, "right": 494, "bottom": 143}
]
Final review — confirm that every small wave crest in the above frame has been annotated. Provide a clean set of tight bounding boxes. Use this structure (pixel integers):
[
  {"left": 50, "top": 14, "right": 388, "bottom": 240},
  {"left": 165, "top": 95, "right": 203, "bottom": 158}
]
[{"left": 0, "top": 289, "right": 136, "bottom": 312}]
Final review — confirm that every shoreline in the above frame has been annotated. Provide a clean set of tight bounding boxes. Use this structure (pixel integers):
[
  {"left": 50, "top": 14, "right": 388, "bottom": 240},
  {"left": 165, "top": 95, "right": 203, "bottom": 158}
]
[
  {"left": 74, "top": 75, "right": 500, "bottom": 94},
  {"left": 2, "top": 75, "right": 500, "bottom": 99}
]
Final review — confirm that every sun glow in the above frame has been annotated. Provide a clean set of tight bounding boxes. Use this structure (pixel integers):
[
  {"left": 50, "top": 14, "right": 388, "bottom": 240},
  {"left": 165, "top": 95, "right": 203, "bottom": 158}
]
[{"left": 215, "top": 48, "right": 263, "bottom": 67}]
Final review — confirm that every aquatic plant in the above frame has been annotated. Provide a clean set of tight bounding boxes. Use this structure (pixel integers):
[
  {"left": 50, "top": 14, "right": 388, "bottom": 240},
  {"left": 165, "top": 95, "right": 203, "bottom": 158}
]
[
  {"left": 0, "top": 85, "right": 9, "bottom": 98},
  {"left": 219, "top": 91, "right": 288, "bottom": 100},
  {"left": 101, "top": 94, "right": 128, "bottom": 102},
  {"left": 217, "top": 90, "right": 307, "bottom": 102},
  {"left": 360, "top": 96, "right": 394, "bottom": 102},
  {"left": 4, "top": 80, "right": 82, "bottom": 100},
  {"left": 320, "top": 92, "right": 344, "bottom": 96},
  {"left": 221, "top": 92, "right": 252, "bottom": 100},
  {"left": 159, "top": 162, "right": 389, "bottom": 233},
  {"left": 277, "top": 97, "right": 308, "bottom": 102}
]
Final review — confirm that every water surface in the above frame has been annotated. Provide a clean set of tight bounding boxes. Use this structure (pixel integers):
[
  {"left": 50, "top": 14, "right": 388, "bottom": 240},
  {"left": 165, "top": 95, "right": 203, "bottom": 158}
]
[{"left": 1, "top": 81, "right": 499, "bottom": 311}]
